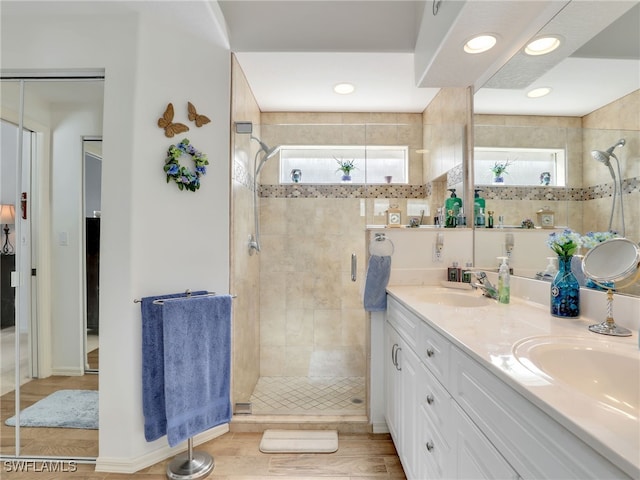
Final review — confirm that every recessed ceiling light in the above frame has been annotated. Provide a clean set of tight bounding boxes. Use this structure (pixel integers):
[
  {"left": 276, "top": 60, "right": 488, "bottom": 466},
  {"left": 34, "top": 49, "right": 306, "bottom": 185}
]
[
  {"left": 464, "top": 34, "right": 497, "bottom": 54},
  {"left": 334, "top": 83, "right": 355, "bottom": 95},
  {"left": 525, "top": 36, "right": 561, "bottom": 56},
  {"left": 527, "top": 87, "right": 552, "bottom": 98}
]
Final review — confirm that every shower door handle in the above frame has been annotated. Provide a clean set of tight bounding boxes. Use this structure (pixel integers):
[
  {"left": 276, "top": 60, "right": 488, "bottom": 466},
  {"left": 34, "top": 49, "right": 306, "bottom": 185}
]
[{"left": 351, "top": 253, "right": 357, "bottom": 282}]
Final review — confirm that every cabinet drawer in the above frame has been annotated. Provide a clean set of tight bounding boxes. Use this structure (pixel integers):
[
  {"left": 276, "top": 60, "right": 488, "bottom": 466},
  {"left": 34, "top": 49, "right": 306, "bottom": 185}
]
[
  {"left": 453, "top": 403, "right": 518, "bottom": 479},
  {"left": 418, "top": 361, "right": 451, "bottom": 436},
  {"left": 387, "top": 296, "right": 420, "bottom": 351},
  {"left": 419, "top": 320, "right": 450, "bottom": 383},
  {"left": 419, "top": 408, "right": 451, "bottom": 479}
]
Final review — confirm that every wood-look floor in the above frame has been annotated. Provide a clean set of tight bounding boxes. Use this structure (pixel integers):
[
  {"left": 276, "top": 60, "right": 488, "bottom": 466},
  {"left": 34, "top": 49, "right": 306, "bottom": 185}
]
[
  {"left": 2, "top": 431, "right": 405, "bottom": 479},
  {"left": 1, "top": 371, "right": 406, "bottom": 479},
  {"left": 0, "top": 374, "right": 99, "bottom": 458}
]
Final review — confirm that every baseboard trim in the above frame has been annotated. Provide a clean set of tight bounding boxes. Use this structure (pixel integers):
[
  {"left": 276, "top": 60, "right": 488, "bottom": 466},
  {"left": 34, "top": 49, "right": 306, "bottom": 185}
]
[
  {"left": 51, "top": 367, "right": 84, "bottom": 376},
  {"left": 372, "top": 421, "right": 389, "bottom": 434},
  {"left": 95, "top": 423, "right": 228, "bottom": 474}
]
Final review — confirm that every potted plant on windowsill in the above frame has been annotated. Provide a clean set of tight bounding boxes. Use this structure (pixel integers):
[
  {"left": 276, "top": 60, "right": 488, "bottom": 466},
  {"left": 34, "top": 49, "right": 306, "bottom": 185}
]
[
  {"left": 490, "top": 160, "right": 513, "bottom": 184},
  {"left": 335, "top": 157, "right": 356, "bottom": 183}
]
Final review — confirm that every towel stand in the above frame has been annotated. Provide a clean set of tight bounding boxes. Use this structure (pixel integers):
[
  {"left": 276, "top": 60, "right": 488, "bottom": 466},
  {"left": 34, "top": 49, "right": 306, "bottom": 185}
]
[
  {"left": 137, "top": 289, "right": 235, "bottom": 479},
  {"left": 133, "top": 290, "right": 237, "bottom": 304},
  {"left": 167, "top": 437, "right": 214, "bottom": 480}
]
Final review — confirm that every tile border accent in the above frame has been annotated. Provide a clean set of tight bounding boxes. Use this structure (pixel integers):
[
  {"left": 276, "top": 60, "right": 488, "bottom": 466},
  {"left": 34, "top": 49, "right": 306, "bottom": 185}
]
[
  {"left": 479, "top": 177, "right": 639, "bottom": 202},
  {"left": 259, "top": 184, "right": 426, "bottom": 199},
  {"left": 257, "top": 177, "right": 638, "bottom": 201}
]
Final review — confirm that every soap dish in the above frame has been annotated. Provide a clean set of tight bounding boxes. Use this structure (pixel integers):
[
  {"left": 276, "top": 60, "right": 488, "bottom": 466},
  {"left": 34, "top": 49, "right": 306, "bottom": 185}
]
[{"left": 440, "top": 281, "right": 473, "bottom": 290}]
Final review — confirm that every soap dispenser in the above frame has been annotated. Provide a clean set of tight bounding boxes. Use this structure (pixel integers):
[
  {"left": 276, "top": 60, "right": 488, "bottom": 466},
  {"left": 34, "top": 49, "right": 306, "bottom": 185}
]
[
  {"left": 498, "top": 256, "right": 510, "bottom": 304},
  {"left": 445, "top": 189, "right": 462, "bottom": 227}
]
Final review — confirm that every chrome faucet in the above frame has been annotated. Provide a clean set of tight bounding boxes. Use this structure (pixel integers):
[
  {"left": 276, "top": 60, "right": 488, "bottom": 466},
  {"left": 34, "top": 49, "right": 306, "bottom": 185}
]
[{"left": 466, "top": 271, "right": 498, "bottom": 299}]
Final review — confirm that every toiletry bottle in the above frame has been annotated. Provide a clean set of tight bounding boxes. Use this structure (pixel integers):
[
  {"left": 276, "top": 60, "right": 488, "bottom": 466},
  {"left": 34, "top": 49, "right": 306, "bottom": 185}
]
[
  {"left": 498, "top": 256, "right": 510, "bottom": 304},
  {"left": 457, "top": 207, "right": 466, "bottom": 227},
  {"left": 476, "top": 207, "right": 485, "bottom": 227},
  {"left": 487, "top": 210, "right": 494, "bottom": 228},
  {"left": 448, "top": 262, "right": 461, "bottom": 282},
  {"left": 445, "top": 189, "right": 462, "bottom": 227},
  {"left": 462, "top": 262, "right": 473, "bottom": 283}
]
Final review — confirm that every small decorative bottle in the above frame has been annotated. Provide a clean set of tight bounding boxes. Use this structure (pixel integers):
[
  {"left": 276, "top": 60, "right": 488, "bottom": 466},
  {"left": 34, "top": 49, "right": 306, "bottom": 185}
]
[{"left": 486, "top": 211, "right": 494, "bottom": 228}]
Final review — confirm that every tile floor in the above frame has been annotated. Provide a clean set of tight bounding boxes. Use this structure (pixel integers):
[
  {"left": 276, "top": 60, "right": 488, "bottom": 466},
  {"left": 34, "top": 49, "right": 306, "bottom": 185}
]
[{"left": 250, "top": 376, "right": 366, "bottom": 416}]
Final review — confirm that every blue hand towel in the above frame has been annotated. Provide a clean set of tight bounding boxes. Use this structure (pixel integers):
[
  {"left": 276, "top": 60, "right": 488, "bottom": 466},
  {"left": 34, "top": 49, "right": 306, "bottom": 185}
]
[
  {"left": 363, "top": 255, "right": 392, "bottom": 312},
  {"left": 162, "top": 295, "right": 232, "bottom": 447},
  {"left": 140, "top": 291, "right": 206, "bottom": 442}
]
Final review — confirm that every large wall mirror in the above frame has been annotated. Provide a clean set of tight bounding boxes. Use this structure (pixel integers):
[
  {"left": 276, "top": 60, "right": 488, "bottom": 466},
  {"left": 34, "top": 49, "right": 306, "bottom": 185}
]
[
  {"left": 0, "top": 77, "right": 103, "bottom": 459},
  {"left": 473, "top": 2, "right": 639, "bottom": 297}
]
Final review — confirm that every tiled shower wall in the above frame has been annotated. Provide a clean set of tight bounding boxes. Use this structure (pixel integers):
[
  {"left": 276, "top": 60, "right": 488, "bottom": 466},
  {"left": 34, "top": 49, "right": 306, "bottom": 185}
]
[
  {"left": 475, "top": 89, "right": 639, "bottom": 241},
  {"left": 256, "top": 114, "right": 426, "bottom": 377}
]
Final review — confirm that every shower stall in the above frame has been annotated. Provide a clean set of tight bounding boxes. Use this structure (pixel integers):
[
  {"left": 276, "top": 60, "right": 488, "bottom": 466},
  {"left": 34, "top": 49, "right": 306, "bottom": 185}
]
[{"left": 230, "top": 118, "right": 425, "bottom": 420}]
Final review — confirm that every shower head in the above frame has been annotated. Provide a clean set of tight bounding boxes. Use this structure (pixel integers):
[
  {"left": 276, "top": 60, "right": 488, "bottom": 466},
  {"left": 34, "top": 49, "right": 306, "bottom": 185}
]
[
  {"left": 255, "top": 143, "right": 281, "bottom": 177},
  {"left": 251, "top": 135, "right": 278, "bottom": 158},
  {"left": 592, "top": 138, "right": 625, "bottom": 180},
  {"left": 591, "top": 149, "right": 613, "bottom": 167},
  {"left": 591, "top": 149, "right": 617, "bottom": 180},
  {"left": 606, "top": 138, "right": 625, "bottom": 154}
]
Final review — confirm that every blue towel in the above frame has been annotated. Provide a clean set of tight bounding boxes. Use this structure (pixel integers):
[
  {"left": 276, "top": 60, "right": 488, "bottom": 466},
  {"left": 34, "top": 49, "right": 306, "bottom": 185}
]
[
  {"left": 162, "top": 295, "right": 232, "bottom": 447},
  {"left": 363, "top": 255, "right": 392, "bottom": 312},
  {"left": 140, "top": 291, "right": 206, "bottom": 442}
]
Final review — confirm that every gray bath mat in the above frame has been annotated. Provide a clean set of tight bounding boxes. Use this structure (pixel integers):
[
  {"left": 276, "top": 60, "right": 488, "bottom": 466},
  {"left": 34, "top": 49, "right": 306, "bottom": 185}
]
[
  {"left": 259, "top": 429, "right": 338, "bottom": 453},
  {"left": 5, "top": 389, "right": 98, "bottom": 429}
]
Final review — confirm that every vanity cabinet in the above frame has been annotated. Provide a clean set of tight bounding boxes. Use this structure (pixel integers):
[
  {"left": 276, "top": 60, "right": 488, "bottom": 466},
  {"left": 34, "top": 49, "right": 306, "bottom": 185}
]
[
  {"left": 386, "top": 296, "right": 516, "bottom": 479},
  {"left": 451, "top": 346, "right": 629, "bottom": 479},
  {"left": 385, "top": 295, "right": 631, "bottom": 480}
]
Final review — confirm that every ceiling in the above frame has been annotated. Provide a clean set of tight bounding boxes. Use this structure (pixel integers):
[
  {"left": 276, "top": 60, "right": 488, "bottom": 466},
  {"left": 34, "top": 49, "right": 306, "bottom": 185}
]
[
  {"left": 2, "top": 1, "right": 637, "bottom": 117},
  {"left": 219, "top": 0, "right": 640, "bottom": 116}
]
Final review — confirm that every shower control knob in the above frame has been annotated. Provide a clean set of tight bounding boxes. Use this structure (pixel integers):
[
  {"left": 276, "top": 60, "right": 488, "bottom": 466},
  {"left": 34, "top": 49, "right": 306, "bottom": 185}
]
[
  {"left": 426, "top": 394, "right": 434, "bottom": 405},
  {"left": 426, "top": 441, "right": 435, "bottom": 452},
  {"left": 426, "top": 348, "right": 435, "bottom": 357}
]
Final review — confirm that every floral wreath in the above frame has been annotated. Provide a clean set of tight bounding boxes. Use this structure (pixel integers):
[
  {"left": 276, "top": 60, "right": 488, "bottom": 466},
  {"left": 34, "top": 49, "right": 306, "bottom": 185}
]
[{"left": 164, "top": 138, "right": 208, "bottom": 192}]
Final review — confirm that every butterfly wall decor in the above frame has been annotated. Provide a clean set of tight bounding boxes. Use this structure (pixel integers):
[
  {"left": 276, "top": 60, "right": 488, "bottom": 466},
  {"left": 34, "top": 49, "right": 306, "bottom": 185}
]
[
  {"left": 158, "top": 103, "right": 189, "bottom": 138},
  {"left": 187, "top": 102, "right": 211, "bottom": 127}
]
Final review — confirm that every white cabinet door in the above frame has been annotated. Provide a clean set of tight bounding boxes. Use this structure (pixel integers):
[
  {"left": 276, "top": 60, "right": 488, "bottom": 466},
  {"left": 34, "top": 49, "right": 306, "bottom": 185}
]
[
  {"left": 385, "top": 320, "right": 423, "bottom": 480},
  {"left": 398, "top": 336, "right": 421, "bottom": 480},
  {"left": 453, "top": 403, "right": 519, "bottom": 480},
  {"left": 384, "top": 321, "right": 401, "bottom": 445}
]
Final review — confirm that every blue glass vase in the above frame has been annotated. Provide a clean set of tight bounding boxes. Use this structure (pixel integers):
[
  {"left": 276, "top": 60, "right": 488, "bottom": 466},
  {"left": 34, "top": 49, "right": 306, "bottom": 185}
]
[{"left": 550, "top": 256, "right": 580, "bottom": 317}]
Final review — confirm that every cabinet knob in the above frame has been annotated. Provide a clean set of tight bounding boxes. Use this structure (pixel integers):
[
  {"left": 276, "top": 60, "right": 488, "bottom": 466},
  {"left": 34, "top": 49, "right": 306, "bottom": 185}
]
[
  {"left": 426, "top": 441, "right": 435, "bottom": 452},
  {"left": 426, "top": 348, "right": 435, "bottom": 357},
  {"left": 426, "top": 394, "right": 434, "bottom": 405}
]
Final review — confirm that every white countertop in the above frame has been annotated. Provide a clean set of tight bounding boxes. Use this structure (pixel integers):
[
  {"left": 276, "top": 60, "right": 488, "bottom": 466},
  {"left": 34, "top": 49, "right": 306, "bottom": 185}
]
[{"left": 386, "top": 285, "right": 640, "bottom": 479}]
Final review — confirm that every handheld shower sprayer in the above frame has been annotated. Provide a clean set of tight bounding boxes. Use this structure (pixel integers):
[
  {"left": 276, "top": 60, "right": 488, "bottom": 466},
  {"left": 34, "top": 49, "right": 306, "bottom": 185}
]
[
  {"left": 590, "top": 139, "right": 625, "bottom": 237},
  {"left": 234, "top": 121, "right": 281, "bottom": 254}
]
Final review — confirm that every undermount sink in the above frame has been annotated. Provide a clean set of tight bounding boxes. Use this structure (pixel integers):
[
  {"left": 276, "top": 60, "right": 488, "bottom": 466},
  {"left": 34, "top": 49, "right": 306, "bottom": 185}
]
[
  {"left": 513, "top": 336, "right": 640, "bottom": 417},
  {"left": 414, "top": 291, "right": 491, "bottom": 308}
]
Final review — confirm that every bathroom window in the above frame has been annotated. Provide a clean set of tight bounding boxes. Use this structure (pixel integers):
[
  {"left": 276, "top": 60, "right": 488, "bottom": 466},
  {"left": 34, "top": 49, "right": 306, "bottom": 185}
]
[
  {"left": 474, "top": 147, "right": 566, "bottom": 186},
  {"left": 279, "top": 145, "right": 408, "bottom": 184}
]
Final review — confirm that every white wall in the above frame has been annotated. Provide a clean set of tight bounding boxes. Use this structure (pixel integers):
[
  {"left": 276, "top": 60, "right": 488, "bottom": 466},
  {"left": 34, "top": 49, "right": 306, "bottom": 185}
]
[{"left": 1, "top": 2, "right": 231, "bottom": 471}]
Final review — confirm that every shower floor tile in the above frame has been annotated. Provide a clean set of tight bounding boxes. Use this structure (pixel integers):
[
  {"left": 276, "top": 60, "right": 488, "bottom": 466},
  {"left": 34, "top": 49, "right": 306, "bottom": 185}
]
[{"left": 250, "top": 376, "right": 366, "bottom": 415}]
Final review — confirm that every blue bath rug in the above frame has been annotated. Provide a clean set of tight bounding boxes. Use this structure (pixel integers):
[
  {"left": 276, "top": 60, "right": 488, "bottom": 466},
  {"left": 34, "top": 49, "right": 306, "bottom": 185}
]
[{"left": 5, "top": 389, "right": 98, "bottom": 429}]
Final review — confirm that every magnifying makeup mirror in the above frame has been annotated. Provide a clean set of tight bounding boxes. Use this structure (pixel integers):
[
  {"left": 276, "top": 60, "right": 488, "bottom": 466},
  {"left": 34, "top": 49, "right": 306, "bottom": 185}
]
[{"left": 582, "top": 238, "right": 640, "bottom": 336}]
